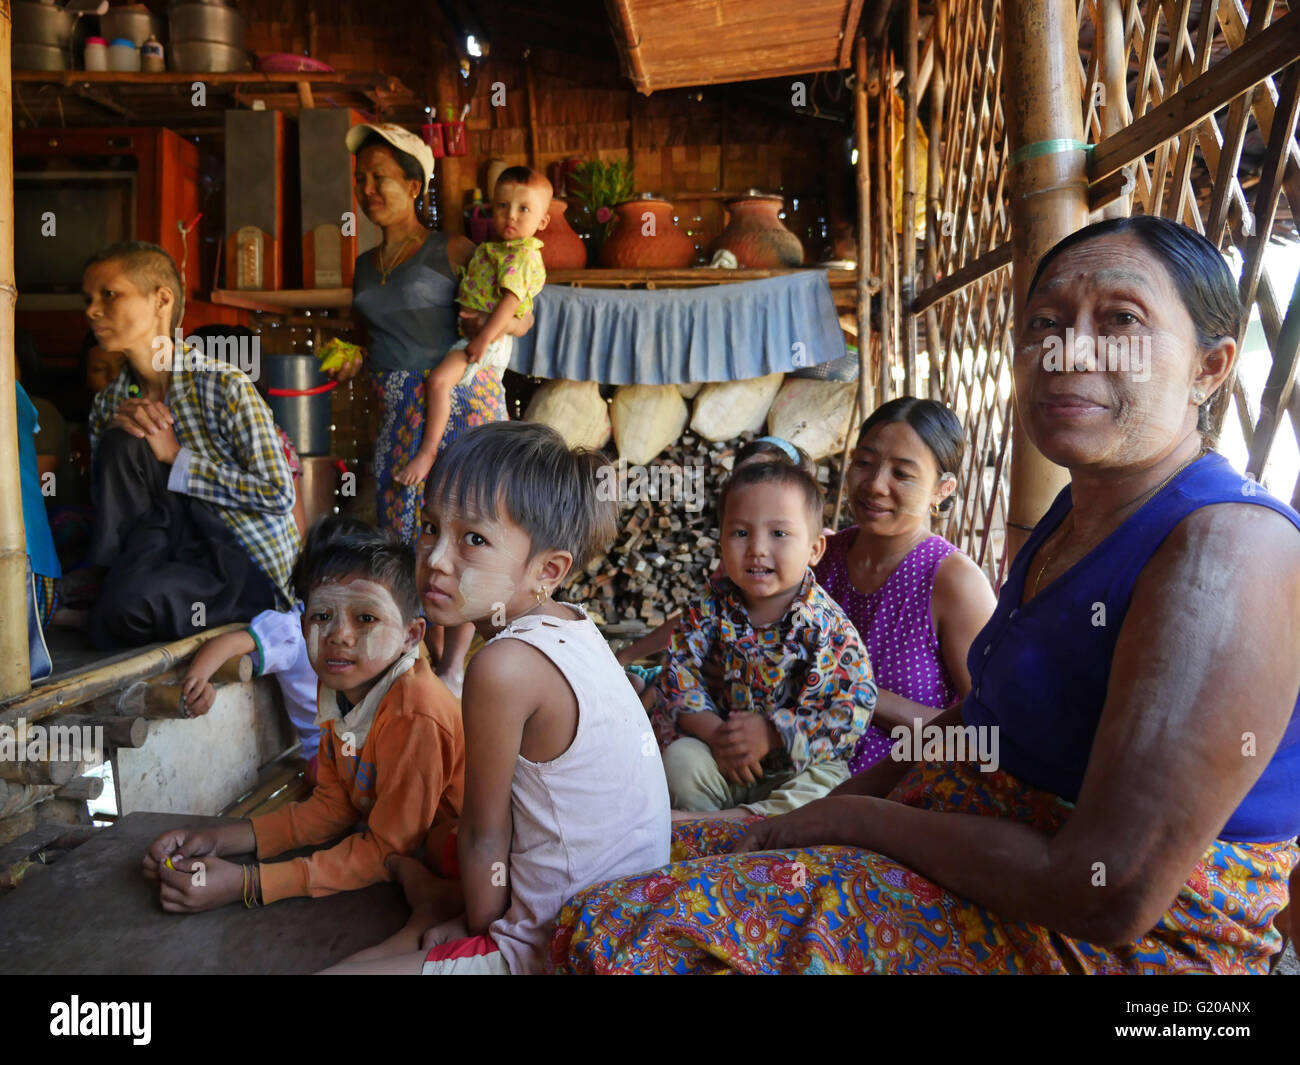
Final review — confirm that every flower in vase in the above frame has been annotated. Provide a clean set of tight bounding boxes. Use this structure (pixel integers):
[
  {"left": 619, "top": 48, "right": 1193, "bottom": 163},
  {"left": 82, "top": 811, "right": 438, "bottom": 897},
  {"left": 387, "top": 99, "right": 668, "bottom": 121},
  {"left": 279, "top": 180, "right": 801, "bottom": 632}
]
[{"left": 596, "top": 206, "right": 613, "bottom": 224}]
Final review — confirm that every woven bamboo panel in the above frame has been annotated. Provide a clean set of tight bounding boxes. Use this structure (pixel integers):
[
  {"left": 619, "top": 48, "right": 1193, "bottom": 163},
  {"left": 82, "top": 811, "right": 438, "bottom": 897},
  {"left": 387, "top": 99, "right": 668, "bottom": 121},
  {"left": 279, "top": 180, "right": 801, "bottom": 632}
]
[
  {"left": 911, "top": 0, "right": 1300, "bottom": 586},
  {"left": 1073, "top": 0, "right": 1300, "bottom": 502},
  {"left": 900, "top": 0, "right": 1016, "bottom": 585}
]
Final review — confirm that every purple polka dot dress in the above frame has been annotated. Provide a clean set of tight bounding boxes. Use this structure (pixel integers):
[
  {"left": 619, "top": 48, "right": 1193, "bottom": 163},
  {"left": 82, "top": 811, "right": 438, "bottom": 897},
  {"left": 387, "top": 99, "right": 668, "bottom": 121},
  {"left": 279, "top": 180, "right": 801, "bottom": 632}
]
[{"left": 815, "top": 528, "right": 959, "bottom": 774}]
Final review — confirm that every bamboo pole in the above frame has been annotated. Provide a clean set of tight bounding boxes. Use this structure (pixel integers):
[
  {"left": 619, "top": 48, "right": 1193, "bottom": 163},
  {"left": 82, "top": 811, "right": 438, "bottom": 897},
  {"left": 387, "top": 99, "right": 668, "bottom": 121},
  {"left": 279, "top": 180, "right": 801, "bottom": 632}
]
[
  {"left": 901, "top": 0, "right": 919, "bottom": 396},
  {"left": 924, "top": 0, "right": 947, "bottom": 398},
  {"left": 875, "top": 52, "right": 892, "bottom": 406},
  {"left": 0, "top": 5, "right": 29, "bottom": 702},
  {"left": 854, "top": 35, "right": 876, "bottom": 423},
  {"left": 1093, "top": 0, "right": 1133, "bottom": 220},
  {"left": 1002, "top": 0, "right": 1091, "bottom": 558},
  {"left": 0, "top": 623, "right": 244, "bottom": 727}
]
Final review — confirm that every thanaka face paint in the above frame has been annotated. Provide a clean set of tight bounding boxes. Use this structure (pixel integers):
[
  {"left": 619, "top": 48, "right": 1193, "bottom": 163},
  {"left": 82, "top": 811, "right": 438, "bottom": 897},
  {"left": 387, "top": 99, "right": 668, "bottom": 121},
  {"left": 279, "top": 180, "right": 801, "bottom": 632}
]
[
  {"left": 848, "top": 420, "right": 951, "bottom": 536},
  {"left": 303, "top": 576, "right": 412, "bottom": 703},
  {"left": 416, "top": 499, "right": 539, "bottom": 631}
]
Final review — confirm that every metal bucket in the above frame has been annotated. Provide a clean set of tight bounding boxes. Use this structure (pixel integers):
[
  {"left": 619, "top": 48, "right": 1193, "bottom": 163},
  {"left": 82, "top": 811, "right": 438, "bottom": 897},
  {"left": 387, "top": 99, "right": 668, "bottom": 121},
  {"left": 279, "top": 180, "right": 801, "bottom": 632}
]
[
  {"left": 168, "top": 2, "right": 246, "bottom": 46},
  {"left": 265, "top": 355, "right": 332, "bottom": 457}
]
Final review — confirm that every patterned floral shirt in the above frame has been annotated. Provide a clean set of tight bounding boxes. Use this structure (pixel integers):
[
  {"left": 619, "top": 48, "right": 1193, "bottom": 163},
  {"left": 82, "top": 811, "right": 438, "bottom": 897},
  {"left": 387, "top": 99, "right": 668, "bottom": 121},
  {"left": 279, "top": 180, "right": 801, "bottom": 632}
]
[
  {"left": 457, "top": 236, "right": 546, "bottom": 324},
  {"left": 90, "top": 351, "right": 299, "bottom": 605},
  {"left": 655, "top": 569, "right": 877, "bottom": 774}
]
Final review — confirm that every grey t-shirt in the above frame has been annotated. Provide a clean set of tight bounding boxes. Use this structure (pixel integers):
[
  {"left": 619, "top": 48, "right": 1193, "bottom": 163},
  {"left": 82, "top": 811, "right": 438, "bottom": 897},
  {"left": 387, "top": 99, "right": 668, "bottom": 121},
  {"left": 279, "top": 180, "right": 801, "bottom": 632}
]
[{"left": 352, "top": 232, "right": 460, "bottom": 372}]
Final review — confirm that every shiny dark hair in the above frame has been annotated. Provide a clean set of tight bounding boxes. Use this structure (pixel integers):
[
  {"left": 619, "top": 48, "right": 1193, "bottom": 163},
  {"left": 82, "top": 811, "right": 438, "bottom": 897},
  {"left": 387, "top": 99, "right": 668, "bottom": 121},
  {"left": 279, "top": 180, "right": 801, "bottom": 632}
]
[
  {"left": 719, "top": 460, "right": 825, "bottom": 533},
  {"left": 292, "top": 515, "right": 420, "bottom": 623},
  {"left": 857, "top": 397, "right": 965, "bottom": 512},
  {"left": 1027, "top": 215, "right": 1242, "bottom": 441},
  {"left": 426, "top": 421, "right": 618, "bottom": 576}
]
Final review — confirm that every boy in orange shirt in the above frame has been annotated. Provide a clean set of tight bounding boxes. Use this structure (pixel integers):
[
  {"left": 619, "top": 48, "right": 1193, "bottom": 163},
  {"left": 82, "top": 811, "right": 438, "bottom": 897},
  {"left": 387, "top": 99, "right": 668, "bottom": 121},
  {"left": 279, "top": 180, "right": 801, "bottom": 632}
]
[{"left": 143, "top": 518, "right": 465, "bottom": 909}]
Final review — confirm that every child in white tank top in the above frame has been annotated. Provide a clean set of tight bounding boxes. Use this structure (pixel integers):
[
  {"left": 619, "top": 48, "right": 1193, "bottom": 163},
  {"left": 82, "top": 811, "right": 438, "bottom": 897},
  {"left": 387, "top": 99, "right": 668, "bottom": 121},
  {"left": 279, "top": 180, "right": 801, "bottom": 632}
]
[{"left": 322, "top": 422, "right": 670, "bottom": 975}]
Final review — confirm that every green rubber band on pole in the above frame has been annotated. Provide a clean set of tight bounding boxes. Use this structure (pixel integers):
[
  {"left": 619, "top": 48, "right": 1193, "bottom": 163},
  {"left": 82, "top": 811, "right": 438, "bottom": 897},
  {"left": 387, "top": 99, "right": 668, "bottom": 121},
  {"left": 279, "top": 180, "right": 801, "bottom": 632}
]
[{"left": 1008, "top": 138, "right": 1093, "bottom": 168}]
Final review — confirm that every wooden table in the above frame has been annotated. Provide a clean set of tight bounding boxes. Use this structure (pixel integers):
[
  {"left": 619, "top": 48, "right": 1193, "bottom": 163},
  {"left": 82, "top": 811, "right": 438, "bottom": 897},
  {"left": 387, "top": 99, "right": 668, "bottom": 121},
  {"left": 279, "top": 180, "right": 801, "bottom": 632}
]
[{"left": 0, "top": 812, "right": 409, "bottom": 974}]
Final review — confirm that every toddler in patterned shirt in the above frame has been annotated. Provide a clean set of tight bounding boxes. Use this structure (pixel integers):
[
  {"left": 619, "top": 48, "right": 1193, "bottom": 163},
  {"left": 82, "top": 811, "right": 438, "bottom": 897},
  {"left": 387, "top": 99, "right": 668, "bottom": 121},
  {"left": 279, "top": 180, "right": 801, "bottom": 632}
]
[
  {"left": 656, "top": 460, "right": 877, "bottom": 820},
  {"left": 395, "top": 168, "right": 551, "bottom": 486}
]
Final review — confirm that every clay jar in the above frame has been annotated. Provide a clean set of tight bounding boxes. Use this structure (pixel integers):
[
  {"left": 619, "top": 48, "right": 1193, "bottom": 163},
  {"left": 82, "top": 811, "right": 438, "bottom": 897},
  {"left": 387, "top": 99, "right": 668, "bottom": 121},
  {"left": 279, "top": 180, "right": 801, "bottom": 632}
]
[
  {"left": 600, "top": 196, "right": 695, "bottom": 268},
  {"left": 713, "top": 193, "right": 804, "bottom": 268},
  {"left": 540, "top": 198, "right": 589, "bottom": 269}
]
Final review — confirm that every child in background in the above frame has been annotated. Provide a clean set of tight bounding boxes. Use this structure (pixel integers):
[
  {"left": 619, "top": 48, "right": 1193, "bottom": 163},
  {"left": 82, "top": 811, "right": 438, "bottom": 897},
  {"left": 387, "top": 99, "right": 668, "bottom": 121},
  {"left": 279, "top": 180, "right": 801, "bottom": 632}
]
[
  {"left": 145, "top": 518, "right": 465, "bottom": 911},
  {"left": 178, "top": 517, "right": 375, "bottom": 777},
  {"left": 84, "top": 338, "right": 126, "bottom": 396},
  {"left": 324, "top": 422, "right": 670, "bottom": 975},
  {"left": 656, "top": 460, "right": 876, "bottom": 820},
  {"left": 394, "top": 167, "right": 551, "bottom": 487}
]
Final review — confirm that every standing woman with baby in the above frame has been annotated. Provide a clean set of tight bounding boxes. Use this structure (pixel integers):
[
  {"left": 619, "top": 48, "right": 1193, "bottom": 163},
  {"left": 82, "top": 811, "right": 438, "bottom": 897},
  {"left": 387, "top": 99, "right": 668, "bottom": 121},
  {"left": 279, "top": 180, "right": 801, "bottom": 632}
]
[{"left": 327, "top": 124, "right": 534, "bottom": 691}]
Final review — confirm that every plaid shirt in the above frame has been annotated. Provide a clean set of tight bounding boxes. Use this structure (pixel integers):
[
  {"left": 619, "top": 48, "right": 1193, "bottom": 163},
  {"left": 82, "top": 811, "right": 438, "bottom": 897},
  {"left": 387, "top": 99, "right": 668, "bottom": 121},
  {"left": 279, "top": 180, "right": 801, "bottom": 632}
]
[
  {"left": 655, "top": 569, "right": 876, "bottom": 773},
  {"left": 90, "top": 352, "right": 299, "bottom": 604}
]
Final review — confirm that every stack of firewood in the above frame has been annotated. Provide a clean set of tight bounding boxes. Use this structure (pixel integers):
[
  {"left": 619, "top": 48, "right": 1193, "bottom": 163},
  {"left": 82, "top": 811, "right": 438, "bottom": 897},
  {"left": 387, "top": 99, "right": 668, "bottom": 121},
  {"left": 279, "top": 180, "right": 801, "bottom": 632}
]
[{"left": 565, "top": 431, "right": 840, "bottom": 630}]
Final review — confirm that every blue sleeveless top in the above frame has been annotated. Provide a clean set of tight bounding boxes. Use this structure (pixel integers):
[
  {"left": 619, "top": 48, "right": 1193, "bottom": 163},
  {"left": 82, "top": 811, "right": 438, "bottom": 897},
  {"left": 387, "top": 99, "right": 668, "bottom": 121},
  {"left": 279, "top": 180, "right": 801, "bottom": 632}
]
[
  {"left": 352, "top": 232, "right": 460, "bottom": 372},
  {"left": 964, "top": 453, "right": 1300, "bottom": 842}
]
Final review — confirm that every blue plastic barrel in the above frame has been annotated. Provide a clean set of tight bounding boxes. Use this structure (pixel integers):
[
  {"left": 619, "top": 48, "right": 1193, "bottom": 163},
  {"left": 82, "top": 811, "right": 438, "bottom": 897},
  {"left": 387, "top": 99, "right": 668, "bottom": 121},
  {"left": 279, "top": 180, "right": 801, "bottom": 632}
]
[{"left": 265, "top": 355, "right": 331, "bottom": 456}]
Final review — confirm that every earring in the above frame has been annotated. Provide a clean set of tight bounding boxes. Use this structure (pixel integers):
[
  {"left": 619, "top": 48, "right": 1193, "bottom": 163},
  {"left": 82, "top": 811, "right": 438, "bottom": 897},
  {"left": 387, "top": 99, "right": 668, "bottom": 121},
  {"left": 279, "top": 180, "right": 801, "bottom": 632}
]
[
  {"left": 1192, "top": 388, "right": 1206, "bottom": 404},
  {"left": 930, "top": 502, "right": 942, "bottom": 517},
  {"left": 534, "top": 586, "right": 545, "bottom": 604}
]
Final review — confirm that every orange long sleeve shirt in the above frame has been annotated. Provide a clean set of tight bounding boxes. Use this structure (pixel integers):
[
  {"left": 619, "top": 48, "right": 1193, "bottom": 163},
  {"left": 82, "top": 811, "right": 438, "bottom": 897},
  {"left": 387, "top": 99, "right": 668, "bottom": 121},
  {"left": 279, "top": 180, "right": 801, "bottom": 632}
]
[{"left": 251, "top": 656, "right": 464, "bottom": 903}]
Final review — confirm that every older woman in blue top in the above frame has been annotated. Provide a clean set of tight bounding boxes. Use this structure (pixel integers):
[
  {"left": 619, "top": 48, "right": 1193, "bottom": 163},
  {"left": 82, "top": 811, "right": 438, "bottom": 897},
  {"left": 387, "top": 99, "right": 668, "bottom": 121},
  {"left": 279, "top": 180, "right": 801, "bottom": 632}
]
[
  {"left": 331, "top": 124, "right": 532, "bottom": 688},
  {"left": 549, "top": 216, "right": 1300, "bottom": 974}
]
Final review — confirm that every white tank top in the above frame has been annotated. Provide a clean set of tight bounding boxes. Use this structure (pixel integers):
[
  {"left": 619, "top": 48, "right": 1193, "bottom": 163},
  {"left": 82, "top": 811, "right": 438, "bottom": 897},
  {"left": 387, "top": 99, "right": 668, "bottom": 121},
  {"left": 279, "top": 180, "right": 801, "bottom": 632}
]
[{"left": 487, "top": 603, "right": 671, "bottom": 974}]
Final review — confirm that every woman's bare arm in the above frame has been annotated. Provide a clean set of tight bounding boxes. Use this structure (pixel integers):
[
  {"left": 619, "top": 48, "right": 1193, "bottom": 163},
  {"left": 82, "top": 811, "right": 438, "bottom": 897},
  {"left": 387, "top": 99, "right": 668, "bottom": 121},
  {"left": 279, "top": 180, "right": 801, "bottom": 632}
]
[
  {"left": 931, "top": 550, "right": 998, "bottom": 699},
  {"left": 746, "top": 505, "right": 1300, "bottom": 945}
]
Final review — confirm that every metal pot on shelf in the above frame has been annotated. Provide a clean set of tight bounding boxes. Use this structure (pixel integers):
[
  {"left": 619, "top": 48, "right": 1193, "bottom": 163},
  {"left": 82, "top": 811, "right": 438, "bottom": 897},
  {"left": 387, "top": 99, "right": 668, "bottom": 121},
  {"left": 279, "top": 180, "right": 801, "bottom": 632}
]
[
  {"left": 168, "top": 0, "right": 251, "bottom": 72},
  {"left": 12, "top": 1, "right": 75, "bottom": 71}
]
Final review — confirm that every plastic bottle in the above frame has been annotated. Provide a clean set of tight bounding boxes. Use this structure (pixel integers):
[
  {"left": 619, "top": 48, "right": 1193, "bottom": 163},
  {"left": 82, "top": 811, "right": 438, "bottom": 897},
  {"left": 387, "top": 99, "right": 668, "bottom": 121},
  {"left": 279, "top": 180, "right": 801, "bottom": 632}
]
[
  {"left": 108, "top": 38, "right": 141, "bottom": 72},
  {"left": 141, "top": 35, "right": 165, "bottom": 73},
  {"left": 83, "top": 37, "right": 109, "bottom": 71}
]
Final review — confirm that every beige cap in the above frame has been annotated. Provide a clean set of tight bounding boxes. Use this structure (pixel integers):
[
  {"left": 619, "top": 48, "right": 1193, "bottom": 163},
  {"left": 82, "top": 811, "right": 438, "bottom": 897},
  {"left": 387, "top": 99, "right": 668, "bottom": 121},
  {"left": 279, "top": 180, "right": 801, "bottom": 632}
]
[{"left": 346, "top": 123, "right": 434, "bottom": 195}]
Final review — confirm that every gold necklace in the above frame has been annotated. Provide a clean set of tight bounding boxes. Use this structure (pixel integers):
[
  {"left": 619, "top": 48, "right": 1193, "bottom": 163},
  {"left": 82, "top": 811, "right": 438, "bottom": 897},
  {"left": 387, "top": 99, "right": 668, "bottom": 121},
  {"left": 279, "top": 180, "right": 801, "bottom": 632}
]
[
  {"left": 375, "top": 234, "right": 416, "bottom": 285},
  {"left": 1029, "top": 449, "right": 1205, "bottom": 598}
]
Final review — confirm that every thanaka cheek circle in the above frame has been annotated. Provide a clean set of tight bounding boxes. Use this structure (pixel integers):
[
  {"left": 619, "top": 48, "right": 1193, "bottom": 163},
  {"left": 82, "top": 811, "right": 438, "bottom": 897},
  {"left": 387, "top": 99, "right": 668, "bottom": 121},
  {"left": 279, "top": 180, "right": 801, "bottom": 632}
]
[{"left": 456, "top": 563, "right": 519, "bottom": 616}]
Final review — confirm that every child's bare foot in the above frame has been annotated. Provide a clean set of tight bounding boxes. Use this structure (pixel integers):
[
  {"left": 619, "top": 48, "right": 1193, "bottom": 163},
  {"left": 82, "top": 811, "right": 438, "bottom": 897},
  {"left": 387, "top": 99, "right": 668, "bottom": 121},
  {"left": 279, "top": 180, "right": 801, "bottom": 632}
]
[{"left": 394, "top": 451, "right": 435, "bottom": 486}]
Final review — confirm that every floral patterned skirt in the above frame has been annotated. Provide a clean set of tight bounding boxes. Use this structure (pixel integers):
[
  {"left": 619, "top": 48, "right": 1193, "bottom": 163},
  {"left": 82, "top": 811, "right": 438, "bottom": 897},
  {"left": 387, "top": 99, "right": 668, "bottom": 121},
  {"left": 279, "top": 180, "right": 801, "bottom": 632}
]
[
  {"left": 371, "top": 367, "right": 507, "bottom": 544},
  {"left": 549, "top": 760, "right": 1297, "bottom": 974}
]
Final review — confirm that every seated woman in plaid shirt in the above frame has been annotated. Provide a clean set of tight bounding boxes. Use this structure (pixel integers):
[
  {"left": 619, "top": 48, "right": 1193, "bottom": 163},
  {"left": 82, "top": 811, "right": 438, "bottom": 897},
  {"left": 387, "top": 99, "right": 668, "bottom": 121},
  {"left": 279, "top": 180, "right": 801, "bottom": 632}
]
[{"left": 82, "top": 241, "right": 299, "bottom": 649}]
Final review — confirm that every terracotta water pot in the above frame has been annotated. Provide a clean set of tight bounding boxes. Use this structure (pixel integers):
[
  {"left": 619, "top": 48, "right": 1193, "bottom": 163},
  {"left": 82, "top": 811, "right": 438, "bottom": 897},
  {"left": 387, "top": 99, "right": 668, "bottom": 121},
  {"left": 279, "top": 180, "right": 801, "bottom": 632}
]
[
  {"left": 600, "top": 197, "right": 695, "bottom": 268},
  {"left": 540, "top": 199, "right": 589, "bottom": 269},
  {"left": 713, "top": 193, "right": 804, "bottom": 268}
]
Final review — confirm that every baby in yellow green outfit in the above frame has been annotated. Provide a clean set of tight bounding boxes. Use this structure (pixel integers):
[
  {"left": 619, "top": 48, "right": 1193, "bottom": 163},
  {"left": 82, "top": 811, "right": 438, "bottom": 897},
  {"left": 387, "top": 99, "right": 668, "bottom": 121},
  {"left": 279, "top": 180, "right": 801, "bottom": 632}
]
[{"left": 395, "top": 167, "right": 551, "bottom": 487}]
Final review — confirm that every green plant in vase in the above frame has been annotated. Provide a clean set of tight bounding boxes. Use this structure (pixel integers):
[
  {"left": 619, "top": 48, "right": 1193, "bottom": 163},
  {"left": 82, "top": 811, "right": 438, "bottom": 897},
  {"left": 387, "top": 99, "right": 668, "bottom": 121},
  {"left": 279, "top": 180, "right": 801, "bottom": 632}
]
[{"left": 568, "top": 158, "right": 634, "bottom": 261}]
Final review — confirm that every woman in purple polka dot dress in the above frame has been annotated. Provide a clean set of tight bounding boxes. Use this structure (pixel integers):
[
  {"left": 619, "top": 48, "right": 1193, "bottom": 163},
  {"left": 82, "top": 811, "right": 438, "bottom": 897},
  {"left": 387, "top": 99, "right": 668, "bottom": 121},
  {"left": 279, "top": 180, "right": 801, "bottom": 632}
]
[{"left": 815, "top": 398, "right": 997, "bottom": 775}]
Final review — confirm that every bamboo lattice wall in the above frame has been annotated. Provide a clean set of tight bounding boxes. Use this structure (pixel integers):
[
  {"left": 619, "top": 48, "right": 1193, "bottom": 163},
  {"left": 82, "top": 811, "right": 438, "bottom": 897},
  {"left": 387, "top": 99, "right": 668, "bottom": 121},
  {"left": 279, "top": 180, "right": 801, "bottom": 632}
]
[{"left": 902, "top": 0, "right": 1299, "bottom": 587}]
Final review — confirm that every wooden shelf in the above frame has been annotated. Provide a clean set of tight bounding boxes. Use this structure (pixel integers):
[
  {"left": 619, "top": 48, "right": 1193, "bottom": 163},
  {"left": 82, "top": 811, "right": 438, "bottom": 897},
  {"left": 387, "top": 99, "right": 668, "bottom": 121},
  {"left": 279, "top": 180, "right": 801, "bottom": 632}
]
[
  {"left": 211, "top": 288, "right": 352, "bottom": 314},
  {"left": 12, "top": 69, "right": 421, "bottom": 129},
  {"left": 211, "top": 267, "right": 860, "bottom": 314},
  {"left": 15, "top": 70, "right": 395, "bottom": 87}
]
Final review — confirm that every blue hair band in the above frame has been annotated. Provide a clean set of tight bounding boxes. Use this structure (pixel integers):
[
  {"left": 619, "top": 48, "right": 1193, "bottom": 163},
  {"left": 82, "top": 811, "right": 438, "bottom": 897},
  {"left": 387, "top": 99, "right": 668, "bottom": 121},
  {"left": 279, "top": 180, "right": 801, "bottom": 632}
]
[{"left": 755, "top": 436, "right": 800, "bottom": 464}]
